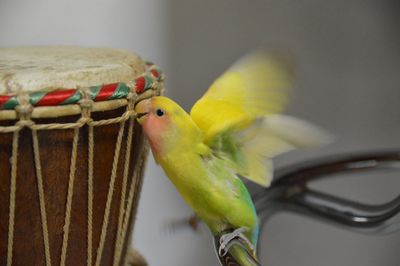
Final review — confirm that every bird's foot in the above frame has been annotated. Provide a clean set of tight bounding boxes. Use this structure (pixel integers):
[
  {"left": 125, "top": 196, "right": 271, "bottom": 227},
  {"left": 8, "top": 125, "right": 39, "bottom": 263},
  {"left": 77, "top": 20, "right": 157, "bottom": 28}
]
[{"left": 218, "top": 227, "right": 255, "bottom": 257}]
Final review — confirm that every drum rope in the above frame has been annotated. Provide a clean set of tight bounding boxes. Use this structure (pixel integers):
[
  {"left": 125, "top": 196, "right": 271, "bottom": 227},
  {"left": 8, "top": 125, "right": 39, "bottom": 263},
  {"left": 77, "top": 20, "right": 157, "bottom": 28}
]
[
  {"left": 113, "top": 121, "right": 134, "bottom": 266},
  {"left": 79, "top": 91, "right": 96, "bottom": 266},
  {"left": 120, "top": 143, "right": 149, "bottom": 265},
  {"left": 16, "top": 91, "right": 53, "bottom": 266},
  {"left": 60, "top": 127, "right": 80, "bottom": 266},
  {"left": 32, "top": 128, "right": 52, "bottom": 266},
  {"left": 0, "top": 108, "right": 137, "bottom": 132},
  {"left": 87, "top": 124, "right": 95, "bottom": 266},
  {"left": 95, "top": 120, "right": 126, "bottom": 266},
  {"left": 6, "top": 130, "right": 19, "bottom": 266}
]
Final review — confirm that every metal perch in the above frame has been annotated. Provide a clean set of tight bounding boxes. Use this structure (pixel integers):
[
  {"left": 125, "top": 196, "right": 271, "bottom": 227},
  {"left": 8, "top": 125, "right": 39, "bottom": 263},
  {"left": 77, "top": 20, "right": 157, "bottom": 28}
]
[{"left": 215, "top": 150, "right": 400, "bottom": 265}]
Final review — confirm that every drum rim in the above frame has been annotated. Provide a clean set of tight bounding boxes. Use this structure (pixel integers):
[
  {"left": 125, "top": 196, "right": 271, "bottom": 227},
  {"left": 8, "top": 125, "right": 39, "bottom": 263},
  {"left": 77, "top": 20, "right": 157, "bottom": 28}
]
[{"left": 0, "top": 63, "right": 163, "bottom": 120}]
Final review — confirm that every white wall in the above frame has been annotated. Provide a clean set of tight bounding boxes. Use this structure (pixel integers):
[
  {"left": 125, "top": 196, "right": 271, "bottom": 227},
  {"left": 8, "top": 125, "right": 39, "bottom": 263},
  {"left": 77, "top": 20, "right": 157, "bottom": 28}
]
[
  {"left": 1, "top": 1, "right": 399, "bottom": 265},
  {"left": 0, "top": 0, "right": 168, "bottom": 64}
]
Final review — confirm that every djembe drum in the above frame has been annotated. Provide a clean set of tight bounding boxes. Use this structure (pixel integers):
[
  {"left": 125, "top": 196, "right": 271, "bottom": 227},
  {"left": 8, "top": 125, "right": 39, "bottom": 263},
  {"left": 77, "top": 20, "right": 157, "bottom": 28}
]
[{"left": 0, "top": 47, "right": 163, "bottom": 266}]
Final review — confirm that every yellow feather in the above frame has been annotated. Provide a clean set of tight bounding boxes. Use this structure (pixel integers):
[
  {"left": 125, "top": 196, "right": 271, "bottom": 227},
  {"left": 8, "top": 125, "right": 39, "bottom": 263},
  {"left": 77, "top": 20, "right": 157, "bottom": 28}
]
[
  {"left": 190, "top": 51, "right": 294, "bottom": 143},
  {"left": 236, "top": 115, "right": 332, "bottom": 186},
  {"left": 189, "top": 51, "right": 331, "bottom": 187}
]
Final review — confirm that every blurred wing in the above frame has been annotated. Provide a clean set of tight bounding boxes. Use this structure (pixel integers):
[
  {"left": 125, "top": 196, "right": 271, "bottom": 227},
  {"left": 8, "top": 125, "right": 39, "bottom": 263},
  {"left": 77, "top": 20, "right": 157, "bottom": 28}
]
[
  {"left": 190, "top": 50, "right": 294, "bottom": 143},
  {"left": 232, "top": 115, "right": 333, "bottom": 186},
  {"left": 190, "top": 51, "right": 332, "bottom": 187}
]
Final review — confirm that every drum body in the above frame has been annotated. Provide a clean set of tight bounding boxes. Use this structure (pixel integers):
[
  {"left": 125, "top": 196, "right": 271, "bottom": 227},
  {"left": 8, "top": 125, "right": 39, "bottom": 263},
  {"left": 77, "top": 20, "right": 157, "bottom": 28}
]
[{"left": 0, "top": 47, "right": 162, "bottom": 266}]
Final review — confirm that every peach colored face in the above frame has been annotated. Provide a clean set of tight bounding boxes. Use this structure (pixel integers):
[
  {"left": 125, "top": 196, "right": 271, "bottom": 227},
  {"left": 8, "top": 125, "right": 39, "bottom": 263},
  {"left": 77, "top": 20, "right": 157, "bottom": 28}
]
[{"left": 135, "top": 98, "right": 171, "bottom": 155}]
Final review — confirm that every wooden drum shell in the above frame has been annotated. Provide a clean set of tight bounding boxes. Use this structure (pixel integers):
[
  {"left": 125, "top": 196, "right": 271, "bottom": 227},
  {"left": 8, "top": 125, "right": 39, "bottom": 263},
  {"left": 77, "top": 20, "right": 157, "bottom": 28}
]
[{"left": 0, "top": 107, "right": 147, "bottom": 266}]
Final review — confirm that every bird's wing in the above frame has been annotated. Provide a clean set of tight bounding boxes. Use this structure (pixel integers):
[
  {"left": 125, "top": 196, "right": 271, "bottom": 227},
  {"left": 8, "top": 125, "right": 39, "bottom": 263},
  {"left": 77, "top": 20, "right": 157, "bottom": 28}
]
[
  {"left": 230, "top": 115, "right": 333, "bottom": 186},
  {"left": 190, "top": 51, "right": 293, "bottom": 143},
  {"left": 190, "top": 51, "right": 331, "bottom": 187}
]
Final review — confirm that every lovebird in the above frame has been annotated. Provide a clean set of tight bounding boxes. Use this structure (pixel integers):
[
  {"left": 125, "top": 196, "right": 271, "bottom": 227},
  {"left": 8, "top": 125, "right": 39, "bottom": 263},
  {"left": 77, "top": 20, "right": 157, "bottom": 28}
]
[{"left": 135, "top": 52, "right": 331, "bottom": 265}]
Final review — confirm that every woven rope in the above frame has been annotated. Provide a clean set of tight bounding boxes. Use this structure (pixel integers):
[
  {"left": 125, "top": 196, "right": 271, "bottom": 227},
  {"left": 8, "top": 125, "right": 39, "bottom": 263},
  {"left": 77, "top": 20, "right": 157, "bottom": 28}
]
[
  {"left": 87, "top": 125, "right": 94, "bottom": 266},
  {"left": 6, "top": 130, "right": 19, "bottom": 266},
  {"left": 0, "top": 109, "right": 140, "bottom": 133},
  {"left": 113, "top": 120, "right": 135, "bottom": 265},
  {"left": 120, "top": 142, "right": 149, "bottom": 253},
  {"left": 32, "top": 129, "right": 52, "bottom": 266},
  {"left": 119, "top": 142, "right": 149, "bottom": 266},
  {"left": 60, "top": 127, "right": 80, "bottom": 266},
  {"left": 94, "top": 120, "right": 126, "bottom": 266}
]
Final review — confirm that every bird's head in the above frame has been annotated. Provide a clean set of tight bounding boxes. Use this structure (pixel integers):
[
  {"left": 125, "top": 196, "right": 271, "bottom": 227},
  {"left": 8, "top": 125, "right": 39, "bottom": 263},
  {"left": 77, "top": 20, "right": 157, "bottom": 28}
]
[{"left": 135, "top": 96, "right": 201, "bottom": 157}]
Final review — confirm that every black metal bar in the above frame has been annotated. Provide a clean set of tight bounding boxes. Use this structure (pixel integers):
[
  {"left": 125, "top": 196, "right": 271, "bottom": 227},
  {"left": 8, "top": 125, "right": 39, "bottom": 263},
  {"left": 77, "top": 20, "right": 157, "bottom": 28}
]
[
  {"left": 216, "top": 150, "right": 400, "bottom": 265},
  {"left": 255, "top": 150, "right": 400, "bottom": 232}
]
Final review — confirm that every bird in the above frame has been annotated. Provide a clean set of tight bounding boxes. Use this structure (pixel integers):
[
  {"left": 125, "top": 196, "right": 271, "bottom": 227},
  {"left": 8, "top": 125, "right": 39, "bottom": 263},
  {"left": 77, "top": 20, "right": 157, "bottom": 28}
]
[{"left": 135, "top": 51, "right": 332, "bottom": 265}]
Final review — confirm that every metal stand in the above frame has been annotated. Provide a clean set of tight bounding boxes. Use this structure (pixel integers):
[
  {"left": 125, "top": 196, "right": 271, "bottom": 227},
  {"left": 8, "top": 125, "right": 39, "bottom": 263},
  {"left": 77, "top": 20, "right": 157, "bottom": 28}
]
[{"left": 215, "top": 150, "right": 400, "bottom": 265}]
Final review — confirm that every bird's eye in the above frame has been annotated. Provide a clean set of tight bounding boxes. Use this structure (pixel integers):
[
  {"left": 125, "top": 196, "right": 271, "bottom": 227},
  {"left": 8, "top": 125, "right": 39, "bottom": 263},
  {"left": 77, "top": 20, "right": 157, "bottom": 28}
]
[{"left": 155, "top": 108, "right": 165, "bottom": 117}]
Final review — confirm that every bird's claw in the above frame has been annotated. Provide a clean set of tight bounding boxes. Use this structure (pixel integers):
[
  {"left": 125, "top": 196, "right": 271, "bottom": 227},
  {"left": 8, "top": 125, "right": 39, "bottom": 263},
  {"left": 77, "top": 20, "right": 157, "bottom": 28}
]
[{"left": 218, "top": 227, "right": 255, "bottom": 257}]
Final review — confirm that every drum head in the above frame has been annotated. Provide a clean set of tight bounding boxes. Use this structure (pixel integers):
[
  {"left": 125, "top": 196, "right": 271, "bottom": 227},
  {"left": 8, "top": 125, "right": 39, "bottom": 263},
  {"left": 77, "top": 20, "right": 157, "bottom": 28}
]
[{"left": 0, "top": 46, "right": 145, "bottom": 94}]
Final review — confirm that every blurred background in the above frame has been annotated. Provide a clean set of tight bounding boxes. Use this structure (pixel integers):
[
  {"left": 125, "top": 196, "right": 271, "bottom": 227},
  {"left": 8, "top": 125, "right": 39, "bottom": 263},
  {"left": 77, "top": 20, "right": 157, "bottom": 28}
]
[{"left": 1, "top": 0, "right": 399, "bottom": 265}]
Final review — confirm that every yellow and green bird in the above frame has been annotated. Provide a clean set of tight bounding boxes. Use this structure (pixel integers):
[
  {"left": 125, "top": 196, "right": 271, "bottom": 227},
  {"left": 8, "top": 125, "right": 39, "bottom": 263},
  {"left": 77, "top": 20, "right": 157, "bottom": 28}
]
[{"left": 135, "top": 52, "right": 331, "bottom": 265}]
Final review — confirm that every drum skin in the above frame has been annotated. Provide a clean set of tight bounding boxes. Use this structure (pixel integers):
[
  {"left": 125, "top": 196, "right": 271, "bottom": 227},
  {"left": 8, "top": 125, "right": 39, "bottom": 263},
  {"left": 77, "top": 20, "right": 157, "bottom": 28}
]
[{"left": 0, "top": 107, "right": 146, "bottom": 266}]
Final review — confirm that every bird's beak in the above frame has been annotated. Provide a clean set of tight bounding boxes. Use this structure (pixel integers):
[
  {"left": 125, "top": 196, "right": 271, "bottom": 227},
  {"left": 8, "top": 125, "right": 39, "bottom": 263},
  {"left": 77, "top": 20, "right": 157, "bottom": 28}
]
[{"left": 135, "top": 99, "right": 151, "bottom": 124}]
